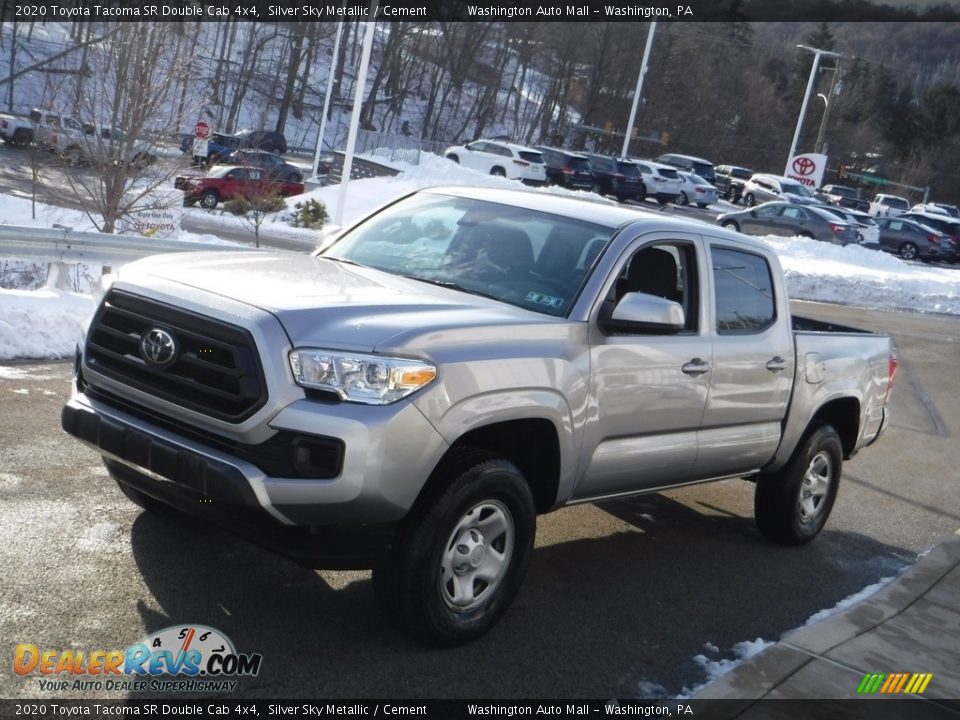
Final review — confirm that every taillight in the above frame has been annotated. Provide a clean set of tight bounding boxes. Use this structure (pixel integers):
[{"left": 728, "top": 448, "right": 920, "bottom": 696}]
[
  {"left": 561, "top": 166, "right": 574, "bottom": 174},
  {"left": 695, "top": 187, "right": 706, "bottom": 194},
  {"left": 513, "top": 160, "right": 529, "bottom": 167},
  {"left": 885, "top": 353, "right": 898, "bottom": 405},
  {"left": 829, "top": 223, "right": 845, "bottom": 234},
  {"left": 928, "top": 234, "right": 939, "bottom": 243}
]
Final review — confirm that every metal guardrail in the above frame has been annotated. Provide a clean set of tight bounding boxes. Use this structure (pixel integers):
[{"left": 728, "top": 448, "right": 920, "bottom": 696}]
[{"left": 0, "top": 224, "right": 254, "bottom": 289}]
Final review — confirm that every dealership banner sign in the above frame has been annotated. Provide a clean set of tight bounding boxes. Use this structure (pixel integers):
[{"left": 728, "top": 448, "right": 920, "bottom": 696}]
[{"left": 785, "top": 153, "right": 828, "bottom": 189}]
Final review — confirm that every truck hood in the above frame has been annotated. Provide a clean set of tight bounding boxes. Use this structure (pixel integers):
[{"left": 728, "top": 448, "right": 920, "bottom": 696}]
[{"left": 122, "top": 251, "right": 560, "bottom": 352}]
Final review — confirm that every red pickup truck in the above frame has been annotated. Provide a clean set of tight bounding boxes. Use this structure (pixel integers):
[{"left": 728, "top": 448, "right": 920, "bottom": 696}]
[{"left": 174, "top": 165, "right": 305, "bottom": 208}]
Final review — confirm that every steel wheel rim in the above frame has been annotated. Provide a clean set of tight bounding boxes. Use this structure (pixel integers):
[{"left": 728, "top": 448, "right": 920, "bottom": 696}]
[
  {"left": 798, "top": 450, "right": 833, "bottom": 524},
  {"left": 440, "top": 499, "right": 514, "bottom": 612}
]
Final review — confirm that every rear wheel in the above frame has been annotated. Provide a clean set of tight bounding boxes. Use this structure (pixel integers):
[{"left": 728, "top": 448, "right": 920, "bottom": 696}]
[
  {"left": 490, "top": 167, "right": 506, "bottom": 177},
  {"left": 899, "top": 242, "right": 919, "bottom": 261},
  {"left": 744, "top": 193, "right": 756, "bottom": 207},
  {"left": 446, "top": 154, "right": 459, "bottom": 164},
  {"left": 722, "top": 220, "right": 740, "bottom": 232},
  {"left": 676, "top": 191, "right": 689, "bottom": 206},
  {"left": 799, "top": 231, "right": 815, "bottom": 240},
  {"left": 755, "top": 424, "right": 842, "bottom": 545},
  {"left": 591, "top": 182, "right": 603, "bottom": 196},
  {"left": 12, "top": 128, "right": 32, "bottom": 146},
  {"left": 372, "top": 449, "right": 536, "bottom": 645}
]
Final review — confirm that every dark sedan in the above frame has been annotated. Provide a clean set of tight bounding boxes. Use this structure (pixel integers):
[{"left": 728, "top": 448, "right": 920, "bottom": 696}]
[
  {"left": 874, "top": 217, "right": 955, "bottom": 262},
  {"left": 533, "top": 146, "right": 594, "bottom": 190},
  {"left": 717, "top": 201, "right": 859, "bottom": 245},
  {"left": 225, "top": 149, "right": 304, "bottom": 183}
]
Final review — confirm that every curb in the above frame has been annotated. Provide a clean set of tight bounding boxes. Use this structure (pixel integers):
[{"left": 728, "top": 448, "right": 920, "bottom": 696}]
[{"left": 693, "top": 534, "right": 960, "bottom": 701}]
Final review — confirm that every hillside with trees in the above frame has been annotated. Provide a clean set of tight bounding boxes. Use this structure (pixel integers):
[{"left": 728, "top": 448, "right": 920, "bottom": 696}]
[{"left": 3, "top": 19, "right": 959, "bottom": 200}]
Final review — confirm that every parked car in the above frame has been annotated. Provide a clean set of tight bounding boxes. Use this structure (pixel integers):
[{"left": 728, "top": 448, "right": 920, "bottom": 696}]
[
  {"left": 875, "top": 216, "right": 954, "bottom": 262},
  {"left": 869, "top": 193, "right": 910, "bottom": 218},
  {"left": 898, "top": 212, "right": 960, "bottom": 260},
  {"left": 814, "top": 204, "right": 880, "bottom": 246},
  {"left": 818, "top": 184, "right": 869, "bottom": 213},
  {"left": 174, "top": 165, "right": 305, "bottom": 208},
  {"left": 910, "top": 202, "right": 960, "bottom": 219},
  {"left": 63, "top": 185, "right": 895, "bottom": 645},
  {"left": 630, "top": 159, "right": 683, "bottom": 205},
  {"left": 655, "top": 152, "right": 715, "bottom": 183},
  {"left": 533, "top": 146, "right": 594, "bottom": 190},
  {"left": 713, "top": 164, "right": 753, "bottom": 202},
  {"left": 444, "top": 139, "right": 547, "bottom": 184},
  {"left": 225, "top": 149, "right": 304, "bottom": 182},
  {"left": 717, "top": 201, "right": 859, "bottom": 245},
  {"left": 582, "top": 154, "right": 643, "bottom": 202},
  {"left": 675, "top": 171, "right": 718, "bottom": 208},
  {"left": 234, "top": 129, "right": 287, "bottom": 155},
  {"left": 742, "top": 174, "right": 818, "bottom": 207}
]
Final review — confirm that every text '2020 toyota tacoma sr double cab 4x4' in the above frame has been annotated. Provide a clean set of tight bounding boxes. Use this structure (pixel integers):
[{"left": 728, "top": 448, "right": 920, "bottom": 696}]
[{"left": 62, "top": 187, "right": 896, "bottom": 645}]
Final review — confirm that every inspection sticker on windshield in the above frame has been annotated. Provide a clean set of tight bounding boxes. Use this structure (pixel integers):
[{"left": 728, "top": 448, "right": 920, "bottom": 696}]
[{"left": 526, "top": 291, "right": 564, "bottom": 309}]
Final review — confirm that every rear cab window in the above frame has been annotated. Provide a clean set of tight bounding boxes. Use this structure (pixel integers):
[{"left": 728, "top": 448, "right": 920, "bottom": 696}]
[{"left": 711, "top": 247, "right": 776, "bottom": 334}]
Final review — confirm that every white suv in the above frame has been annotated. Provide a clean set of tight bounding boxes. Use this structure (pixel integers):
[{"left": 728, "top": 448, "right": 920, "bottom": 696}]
[
  {"left": 742, "top": 173, "right": 817, "bottom": 206},
  {"left": 630, "top": 158, "right": 683, "bottom": 204},
  {"left": 444, "top": 139, "right": 547, "bottom": 185},
  {"left": 869, "top": 193, "right": 910, "bottom": 218}
]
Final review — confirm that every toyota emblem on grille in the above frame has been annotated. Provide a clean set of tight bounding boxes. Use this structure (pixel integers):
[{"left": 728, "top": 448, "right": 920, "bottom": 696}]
[{"left": 141, "top": 327, "right": 177, "bottom": 366}]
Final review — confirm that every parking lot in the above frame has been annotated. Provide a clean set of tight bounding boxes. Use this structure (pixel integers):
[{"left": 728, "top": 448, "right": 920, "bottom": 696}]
[{"left": 2, "top": 301, "right": 958, "bottom": 700}]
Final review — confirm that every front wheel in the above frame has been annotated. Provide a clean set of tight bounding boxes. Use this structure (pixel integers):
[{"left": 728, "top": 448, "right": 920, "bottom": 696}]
[
  {"left": 744, "top": 193, "right": 756, "bottom": 207},
  {"left": 722, "top": 220, "right": 740, "bottom": 232},
  {"left": 372, "top": 449, "right": 536, "bottom": 645},
  {"left": 754, "top": 424, "right": 842, "bottom": 545},
  {"left": 200, "top": 189, "right": 219, "bottom": 209}
]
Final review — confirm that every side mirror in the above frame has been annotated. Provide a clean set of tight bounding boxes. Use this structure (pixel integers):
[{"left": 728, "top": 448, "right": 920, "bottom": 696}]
[{"left": 609, "top": 292, "right": 684, "bottom": 332}]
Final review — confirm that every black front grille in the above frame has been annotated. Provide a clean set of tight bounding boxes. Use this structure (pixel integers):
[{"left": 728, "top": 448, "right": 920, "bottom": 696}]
[{"left": 85, "top": 290, "right": 266, "bottom": 422}]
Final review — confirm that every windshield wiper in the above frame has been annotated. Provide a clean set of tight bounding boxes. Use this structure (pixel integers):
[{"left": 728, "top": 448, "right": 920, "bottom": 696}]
[{"left": 403, "top": 275, "right": 501, "bottom": 301}]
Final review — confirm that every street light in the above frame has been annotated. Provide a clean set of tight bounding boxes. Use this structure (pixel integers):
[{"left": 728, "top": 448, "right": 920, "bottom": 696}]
[{"left": 785, "top": 44, "right": 840, "bottom": 176}]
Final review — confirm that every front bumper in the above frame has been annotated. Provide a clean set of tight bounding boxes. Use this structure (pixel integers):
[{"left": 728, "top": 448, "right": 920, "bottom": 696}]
[{"left": 62, "top": 385, "right": 449, "bottom": 568}]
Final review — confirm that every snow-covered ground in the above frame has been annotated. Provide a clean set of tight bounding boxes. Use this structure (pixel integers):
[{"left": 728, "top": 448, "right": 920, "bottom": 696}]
[{"left": 2, "top": 152, "right": 958, "bottom": 361}]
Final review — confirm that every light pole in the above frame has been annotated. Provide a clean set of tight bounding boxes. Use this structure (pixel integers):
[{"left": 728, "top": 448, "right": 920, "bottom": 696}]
[
  {"left": 785, "top": 44, "right": 840, "bottom": 176},
  {"left": 622, "top": 21, "right": 656, "bottom": 159}
]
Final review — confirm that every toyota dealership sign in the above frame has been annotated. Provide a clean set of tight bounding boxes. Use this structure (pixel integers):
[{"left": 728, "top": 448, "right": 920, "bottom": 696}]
[{"left": 785, "top": 152, "right": 828, "bottom": 189}]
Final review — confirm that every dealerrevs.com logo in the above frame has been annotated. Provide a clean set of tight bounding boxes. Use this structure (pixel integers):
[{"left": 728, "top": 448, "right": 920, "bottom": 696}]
[{"left": 14, "top": 625, "right": 262, "bottom": 693}]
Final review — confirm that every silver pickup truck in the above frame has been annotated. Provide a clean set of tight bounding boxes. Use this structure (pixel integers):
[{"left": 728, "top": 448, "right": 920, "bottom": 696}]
[{"left": 62, "top": 187, "right": 896, "bottom": 645}]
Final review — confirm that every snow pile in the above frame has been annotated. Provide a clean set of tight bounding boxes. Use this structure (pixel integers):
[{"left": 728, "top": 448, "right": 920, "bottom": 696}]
[
  {"left": 803, "top": 576, "right": 896, "bottom": 626},
  {"left": 678, "top": 638, "right": 774, "bottom": 698},
  {"left": 0, "top": 288, "right": 95, "bottom": 360}
]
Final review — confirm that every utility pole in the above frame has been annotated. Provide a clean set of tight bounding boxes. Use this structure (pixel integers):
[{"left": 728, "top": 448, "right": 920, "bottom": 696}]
[{"left": 785, "top": 44, "right": 840, "bottom": 176}]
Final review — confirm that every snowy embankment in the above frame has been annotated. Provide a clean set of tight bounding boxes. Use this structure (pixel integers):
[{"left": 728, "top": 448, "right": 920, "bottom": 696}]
[{"left": 1, "top": 152, "right": 959, "bottom": 360}]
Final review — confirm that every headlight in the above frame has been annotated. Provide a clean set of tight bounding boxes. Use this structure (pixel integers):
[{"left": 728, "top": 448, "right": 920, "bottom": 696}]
[{"left": 289, "top": 349, "right": 437, "bottom": 405}]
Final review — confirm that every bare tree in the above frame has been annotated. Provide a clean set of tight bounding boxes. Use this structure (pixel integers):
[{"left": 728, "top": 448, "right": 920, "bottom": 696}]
[{"left": 57, "top": 23, "right": 198, "bottom": 234}]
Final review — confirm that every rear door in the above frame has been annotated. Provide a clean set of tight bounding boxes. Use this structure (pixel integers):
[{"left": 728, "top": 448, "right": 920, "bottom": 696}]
[{"left": 692, "top": 240, "right": 793, "bottom": 478}]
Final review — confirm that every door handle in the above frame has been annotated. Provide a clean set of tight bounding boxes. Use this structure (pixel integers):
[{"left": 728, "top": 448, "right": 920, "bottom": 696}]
[
  {"left": 682, "top": 358, "right": 712, "bottom": 376},
  {"left": 766, "top": 356, "right": 788, "bottom": 372}
]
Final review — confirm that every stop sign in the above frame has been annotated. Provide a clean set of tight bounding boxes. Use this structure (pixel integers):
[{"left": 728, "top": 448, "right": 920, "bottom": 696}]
[{"left": 194, "top": 121, "right": 210, "bottom": 139}]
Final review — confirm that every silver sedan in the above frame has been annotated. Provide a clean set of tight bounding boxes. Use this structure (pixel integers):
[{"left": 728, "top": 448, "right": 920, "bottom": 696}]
[
  {"left": 717, "top": 201, "right": 859, "bottom": 245},
  {"left": 675, "top": 171, "right": 719, "bottom": 208}
]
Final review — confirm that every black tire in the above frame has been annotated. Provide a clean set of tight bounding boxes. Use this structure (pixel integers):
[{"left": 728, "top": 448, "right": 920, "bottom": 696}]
[
  {"left": 697, "top": 203, "right": 710, "bottom": 209},
  {"left": 591, "top": 182, "right": 603, "bottom": 196},
  {"left": 754, "top": 424, "right": 842, "bottom": 546},
  {"left": 270, "top": 146, "right": 283, "bottom": 155},
  {"left": 200, "top": 189, "right": 219, "bottom": 209},
  {"left": 63, "top": 145, "right": 84, "bottom": 166},
  {"left": 744, "top": 193, "right": 756, "bottom": 207},
  {"left": 372, "top": 448, "right": 536, "bottom": 646},
  {"left": 446, "top": 154, "right": 459, "bottom": 164},
  {"left": 637, "top": 184, "right": 647, "bottom": 202},
  {"left": 676, "top": 191, "right": 689, "bottom": 206},
  {"left": 722, "top": 220, "right": 740, "bottom": 232},
  {"left": 799, "top": 231, "right": 815, "bottom": 240},
  {"left": 490, "top": 166, "right": 506, "bottom": 177},
  {"left": 899, "top": 242, "right": 919, "bottom": 261}
]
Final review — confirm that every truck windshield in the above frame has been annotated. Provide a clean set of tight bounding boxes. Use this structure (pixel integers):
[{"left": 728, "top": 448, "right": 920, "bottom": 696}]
[{"left": 321, "top": 193, "right": 614, "bottom": 317}]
